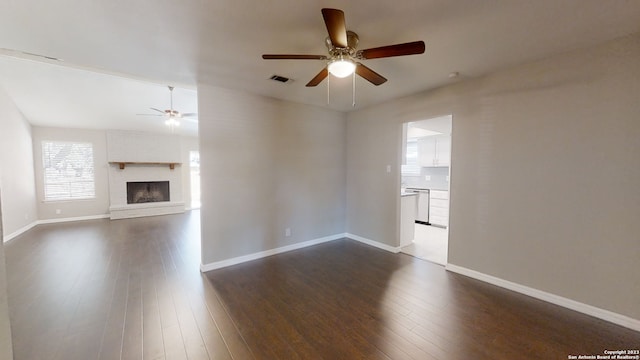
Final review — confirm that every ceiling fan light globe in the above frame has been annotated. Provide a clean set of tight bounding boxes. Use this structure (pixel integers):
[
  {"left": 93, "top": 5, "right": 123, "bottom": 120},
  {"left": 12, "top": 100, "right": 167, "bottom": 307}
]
[
  {"left": 328, "top": 59, "right": 356, "bottom": 78},
  {"left": 165, "top": 117, "right": 180, "bottom": 127}
]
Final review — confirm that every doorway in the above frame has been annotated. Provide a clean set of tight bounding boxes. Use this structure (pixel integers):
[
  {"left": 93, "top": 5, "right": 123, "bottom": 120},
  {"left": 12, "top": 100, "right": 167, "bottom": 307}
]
[
  {"left": 189, "top": 150, "right": 201, "bottom": 209},
  {"left": 399, "top": 115, "right": 452, "bottom": 265}
]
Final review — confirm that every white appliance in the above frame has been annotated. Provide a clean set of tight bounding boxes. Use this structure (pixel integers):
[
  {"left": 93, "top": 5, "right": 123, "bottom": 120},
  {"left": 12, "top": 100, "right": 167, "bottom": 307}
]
[{"left": 405, "top": 188, "right": 430, "bottom": 224}]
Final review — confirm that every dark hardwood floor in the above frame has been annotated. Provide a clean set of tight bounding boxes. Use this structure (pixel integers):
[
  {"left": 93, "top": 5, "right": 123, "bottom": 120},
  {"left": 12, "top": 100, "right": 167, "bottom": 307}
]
[{"left": 4, "top": 211, "right": 639, "bottom": 359}]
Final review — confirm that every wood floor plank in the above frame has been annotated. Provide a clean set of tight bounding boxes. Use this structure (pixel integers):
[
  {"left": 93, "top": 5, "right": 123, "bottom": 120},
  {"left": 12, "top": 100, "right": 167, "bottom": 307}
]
[
  {"left": 121, "top": 264, "right": 144, "bottom": 359},
  {"left": 142, "top": 265, "right": 165, "bottom": 360},
  {"left": 200, "top": 279, "right": 255, "bottom": 359}
]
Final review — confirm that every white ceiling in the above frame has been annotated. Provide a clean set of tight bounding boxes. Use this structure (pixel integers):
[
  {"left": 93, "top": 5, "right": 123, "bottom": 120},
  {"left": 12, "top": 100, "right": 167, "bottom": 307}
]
[
  {"left": 0, "top": 55, "right": 199, "bottom": 136},
  {"left": 1, "top": 0, "right": 639, "bottom": 134}
]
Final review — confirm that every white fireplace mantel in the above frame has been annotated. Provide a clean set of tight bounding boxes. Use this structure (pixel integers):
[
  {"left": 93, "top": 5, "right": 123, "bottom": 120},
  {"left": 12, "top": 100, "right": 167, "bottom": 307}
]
[{"left": 109, "top": 161, "right": 181, "bottom": 170}]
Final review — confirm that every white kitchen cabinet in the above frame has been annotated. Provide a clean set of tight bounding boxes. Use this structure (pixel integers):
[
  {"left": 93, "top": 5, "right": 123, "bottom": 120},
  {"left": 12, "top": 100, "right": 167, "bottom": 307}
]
[
  {"left": 435, "top": 135, "right": 450, "bottom": 166},
  {"left": 429, "top": 190, "right": 449, "bottom": 228},
  {"left": 418, "top": 137, "right": 436, "bottom": 167},
  {"left": 418, "top": 135, "right": 450, "bottom": 167}
]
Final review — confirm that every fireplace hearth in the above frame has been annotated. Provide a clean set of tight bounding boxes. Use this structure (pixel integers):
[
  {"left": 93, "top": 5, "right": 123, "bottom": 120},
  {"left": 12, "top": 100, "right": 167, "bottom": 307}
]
[{"left": 127, "top": 181, "right": 170, "bottom": 204}]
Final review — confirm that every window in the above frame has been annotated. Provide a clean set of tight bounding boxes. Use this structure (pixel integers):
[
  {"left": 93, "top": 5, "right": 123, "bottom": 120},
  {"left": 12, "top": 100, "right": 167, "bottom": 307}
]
[
  {"left": 42, "top": 141, "right": 95, "bottom": 201},
  {"left": 189, "top": 150, "right": 200, "bottom": 168},
  {"left": 401, "top": 139, "right": 421, "bottom": 176}
]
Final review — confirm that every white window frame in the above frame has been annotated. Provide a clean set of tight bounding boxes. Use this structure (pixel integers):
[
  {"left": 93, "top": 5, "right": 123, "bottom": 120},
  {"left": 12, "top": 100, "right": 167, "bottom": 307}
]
[{"left": 42, "top": 141, "right": 96, "bottom": 201}]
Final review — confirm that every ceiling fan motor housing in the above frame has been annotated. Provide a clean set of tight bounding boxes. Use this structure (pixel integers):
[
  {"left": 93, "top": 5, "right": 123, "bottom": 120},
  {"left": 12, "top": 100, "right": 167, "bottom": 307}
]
[{"left": 325, "top": 30, "right": 359, "bottom": 58}]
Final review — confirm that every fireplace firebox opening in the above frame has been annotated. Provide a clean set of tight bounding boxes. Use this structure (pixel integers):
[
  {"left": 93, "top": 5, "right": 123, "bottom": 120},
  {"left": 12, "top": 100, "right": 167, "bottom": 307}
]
[{"left": 127, "top": 181, "right": 170, "bottom": 204}]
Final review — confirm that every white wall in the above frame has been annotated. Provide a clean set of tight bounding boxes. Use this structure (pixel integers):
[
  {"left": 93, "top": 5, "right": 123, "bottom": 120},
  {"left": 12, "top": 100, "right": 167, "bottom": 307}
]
[
  {"left": 0, "top": 88, "right": 37, "bottom": 240},
  {"left": 32, "top": 127, "right": 110, "bottom": 220},
  {"left": 347, "top": 105, "right": 401, "bottom": 246},
  {"left": 346, "top": 33, "right": 640, "bottom": 320},
  {"left": 198, "top": 85, "right": 347, "bottom": 265},
  {"left": 106, "top": 130, "right": 182, "bottom": 163}
]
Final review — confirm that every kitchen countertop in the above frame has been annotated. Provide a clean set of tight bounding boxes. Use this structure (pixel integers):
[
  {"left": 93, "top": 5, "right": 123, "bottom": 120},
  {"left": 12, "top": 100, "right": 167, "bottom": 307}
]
[
  {"left": 405, "top": 187, "right": 449, "bottom": 191},
  {"left": 400, "top": 191, "right": 419, "bottom": 197}
]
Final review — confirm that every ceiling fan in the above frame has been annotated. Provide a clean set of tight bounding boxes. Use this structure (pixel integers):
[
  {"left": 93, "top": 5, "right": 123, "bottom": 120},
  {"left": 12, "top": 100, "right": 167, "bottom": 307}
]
[
  {"left": 262, "top": 8, "right": 425, "bottom": 87},
  {"left": 137, "top": 86, "right": 197, "bottom": 127}
]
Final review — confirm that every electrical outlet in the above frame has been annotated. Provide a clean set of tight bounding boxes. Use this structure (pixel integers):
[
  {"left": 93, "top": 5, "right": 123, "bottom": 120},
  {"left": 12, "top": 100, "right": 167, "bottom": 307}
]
[
  {"left": 285, "top": 228, "right": 291, "bottom": 237},
  {"left": 55, "top": 209, "right": 61, "bottom": 214},
  {"left": 446, "top": 176, "right": 450, "bottom": 182},
  {"left": 386, "top": 165, "right": 391, "bottom": 173},
  {"left": 425, "top": 175, "right": 431, "bottom": 181}
]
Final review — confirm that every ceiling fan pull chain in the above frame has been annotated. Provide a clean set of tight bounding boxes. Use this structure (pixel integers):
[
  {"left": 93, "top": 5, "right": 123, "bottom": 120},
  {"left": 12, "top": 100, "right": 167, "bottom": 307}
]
[
  {"left": 352, "top": 71, "right": 356, "bottom": 107},
  {"left": 327, "top": 73, "right": 331, "bottom": 105},
  {"left": 169, "top": 86, "right": 174, "bottom": 111}
]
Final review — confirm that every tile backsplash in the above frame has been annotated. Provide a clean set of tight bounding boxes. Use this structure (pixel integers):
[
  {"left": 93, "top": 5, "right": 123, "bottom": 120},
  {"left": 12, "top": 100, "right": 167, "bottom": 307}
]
[{"left": 402, "top": 167, "right": 449, "bottom": 190}]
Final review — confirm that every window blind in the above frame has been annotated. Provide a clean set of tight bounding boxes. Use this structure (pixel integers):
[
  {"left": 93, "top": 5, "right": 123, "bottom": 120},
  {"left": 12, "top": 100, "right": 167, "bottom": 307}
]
[{"left": 42, "top": 141, "right": 95, "bottom": 201}]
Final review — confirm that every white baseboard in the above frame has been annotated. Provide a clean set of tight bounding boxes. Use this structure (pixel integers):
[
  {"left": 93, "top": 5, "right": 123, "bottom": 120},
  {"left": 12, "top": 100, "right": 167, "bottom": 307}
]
[
  {"left": 3, "top": 221, "right": 38, "bottom": 243},
  {"left": 445, "top": 263, "right": 640, "bottom": 332},
  {"left": 37, "top": 214, "right": 110, "bottom": 225},
  {"left": 3, "top": 214, "right": 110, "bottom": 243},
  {"left": 200, "top": 233, "right": 346, "bottom": 272},
  {"left": 345, "top": 233, "right": 401, "bottom": 253}
]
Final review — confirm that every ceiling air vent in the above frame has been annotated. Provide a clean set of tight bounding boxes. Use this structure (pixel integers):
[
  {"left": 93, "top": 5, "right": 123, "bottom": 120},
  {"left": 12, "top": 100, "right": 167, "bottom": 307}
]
[{"left": 269, "top": 75, "right": 292, "bottom": 83}]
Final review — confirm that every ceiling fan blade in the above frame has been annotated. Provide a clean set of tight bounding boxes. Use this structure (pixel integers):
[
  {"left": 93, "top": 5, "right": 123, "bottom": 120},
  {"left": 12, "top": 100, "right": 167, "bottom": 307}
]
[
  {"left": 359, "top": 41, "right": 425, "bottom": 59},
  {"left": 150, "top": 107, "right": 166, "bottom": 114},
  {"left": 262, "top": 54, "right": 328, "bottom": 60},
  {"left": 322, "top": 8, "right": 348, "bottom": 48},
  {"left": 181, "top": 113, "right": 198, "bottom": 118},
  {"left": 355, "top": 63, "right": 387, "bottom": 86},
  {"left": 306, "top": 68, "right": 329, "bottom": 87}
]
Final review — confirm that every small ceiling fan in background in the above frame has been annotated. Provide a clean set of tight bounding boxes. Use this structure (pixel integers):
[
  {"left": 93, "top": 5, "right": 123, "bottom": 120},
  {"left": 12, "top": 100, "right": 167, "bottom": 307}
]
[
  {"left": 137, "top": 86, "right": 197, "bottom": 127},
  {"left": 262, "top": 8, "right": 426, "bottom": 87}
]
